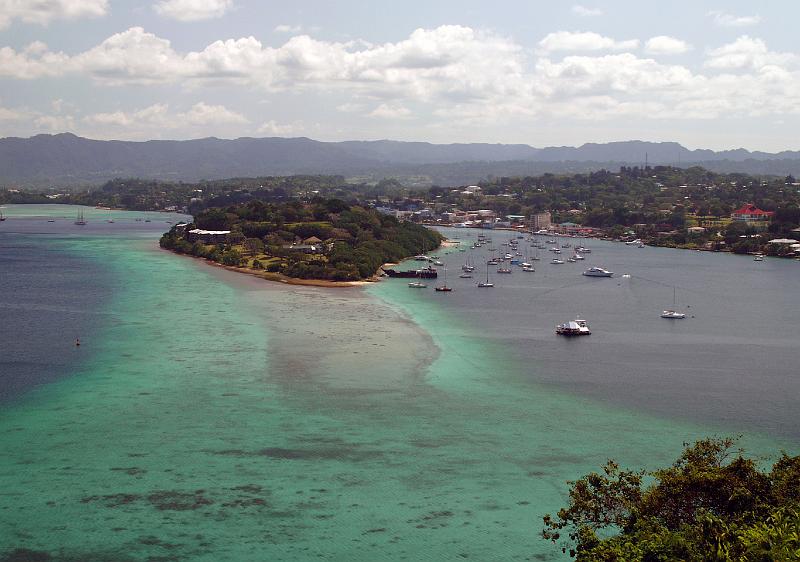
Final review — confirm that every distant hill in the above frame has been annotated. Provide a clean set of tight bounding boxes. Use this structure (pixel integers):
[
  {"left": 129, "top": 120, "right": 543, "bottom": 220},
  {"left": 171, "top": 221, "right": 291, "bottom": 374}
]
[{"left": 2, "top": 133, "right": 799, "bottom": 188}]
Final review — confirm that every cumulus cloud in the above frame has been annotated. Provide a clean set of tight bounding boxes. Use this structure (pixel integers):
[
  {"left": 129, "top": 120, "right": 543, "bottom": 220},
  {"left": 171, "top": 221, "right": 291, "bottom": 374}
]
[
  {"left": 0, "top": 0, "right": 108, "bottom": 29},
  {"left": 153, "top": 0, "right": 233, "bottom": 22},
  {"left": 274, "top": 24, "right": 302, "bottom": 33},
  {"left": 369, "top": 103, "right": 412, "bottom": 119},
  {"left": 257, "top": 120, "right": 303, "bottom": 135},
  {"left": 705, "top": 35, "right": 796, "bottom": 71},
  {"left": 708, "top": 10, "right": 761, "bottom": 28},
  {"left": 85, "top": 103, "right": 170, "bottom": 127},
  {"left": 3, "top": 25, "right": 800, "bottom": 131},
  {"left": 0, "top": 103, "right": 25, "bottom": 121},
  {"left": 571, "top": 5, "right": 602, "bottom": 17},
  {"left": 179, "top": 101, "right": 247, "bottom": 124},
  {"left": 645, "top": 36, "right": 692, "bottom": 55},
  {"left": 538, "top": 31, "right": 638, "bottom": 52}
]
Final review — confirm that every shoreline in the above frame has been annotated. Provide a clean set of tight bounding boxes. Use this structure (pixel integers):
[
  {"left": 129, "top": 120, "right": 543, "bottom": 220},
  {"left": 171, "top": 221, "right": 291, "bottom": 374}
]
[{"left": 162, "top": 240, "right": 449, "bottom": 289}]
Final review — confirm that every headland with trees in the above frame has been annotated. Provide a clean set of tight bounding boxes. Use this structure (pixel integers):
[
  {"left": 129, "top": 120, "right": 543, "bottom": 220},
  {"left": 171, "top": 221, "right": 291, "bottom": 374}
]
[{"left": 159, "top": 198, "right": 443, "bottom": 285}]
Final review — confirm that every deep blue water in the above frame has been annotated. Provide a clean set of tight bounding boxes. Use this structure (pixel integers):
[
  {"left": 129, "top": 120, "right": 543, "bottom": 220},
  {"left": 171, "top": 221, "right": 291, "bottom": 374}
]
[{"left": 0, "top": 235, "right": 111, "bottom": 400}]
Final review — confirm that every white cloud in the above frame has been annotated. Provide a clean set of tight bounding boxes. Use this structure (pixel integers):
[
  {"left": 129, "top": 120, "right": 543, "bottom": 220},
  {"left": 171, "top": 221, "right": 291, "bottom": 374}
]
[
  {"left": 538, "top": 31, "right": 638, "bottom": 52},
  {"left": 257, "top": 120, "right": 303, "bottom": 135},
  {"left": 0, "top": 0, "right": 108, "bottom": 29},
  {"left": 179, "top": 102, "right": 247, "bottom": 125},
  {"left": 0, "top": 42, "right": 71, "bottom": 79},
  {"left": 708, "top": 10, "right": 762, "bottom": 28},
  {"left": 645, "top": 36, "right": 692, "bottom": 55},
  {"left": 274, "top": 24, "right": 302, "bottom": 33},
  {"left": 705, "top": 36, "right": 796, "bottom": 71},
  {"left": 34, "top": 114, "right": 76, "bottom": 131},
  {"left": 571, "top": 5, "right": 602, "bottom": 17},
  {"left": 369, "top": 103, "right": 412, "bottom": 119},
  {"left": 4, "top": 25, "right": 800, "bottom": 133},
  {"left": 153, "top": 0, "right": 233, "bottom": 22},
  {"left": 85, "top": 103, "right": 170, "bottom": 127},
  {"left": 0, "top": 102, "right": 25, "bottom": 121}
]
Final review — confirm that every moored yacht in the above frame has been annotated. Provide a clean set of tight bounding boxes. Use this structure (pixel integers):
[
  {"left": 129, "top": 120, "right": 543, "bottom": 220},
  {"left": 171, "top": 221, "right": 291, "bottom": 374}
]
[
  {"left": 582, "top": 266, "right": 613, "bottom": 277},
  {"left": 556, "top": 317, "right": 591, "bottom": 336}
]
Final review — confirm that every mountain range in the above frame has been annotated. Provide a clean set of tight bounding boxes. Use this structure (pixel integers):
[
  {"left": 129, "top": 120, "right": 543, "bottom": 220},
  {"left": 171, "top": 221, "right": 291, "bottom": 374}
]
[{"left": 2, "top": 133, "right": 799, "bottom": 188}]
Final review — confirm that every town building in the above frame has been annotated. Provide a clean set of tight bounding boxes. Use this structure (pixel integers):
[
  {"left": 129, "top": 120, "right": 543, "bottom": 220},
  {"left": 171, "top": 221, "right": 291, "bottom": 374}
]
[
  {"left": 530, "top": 211, "right": 552, "bottom": 231},
  {"left": 187, "top": 229, "right": 231, "bottom": 243},
  {"left": 731, "top": 204, "right": 774, "bottom": 222}
]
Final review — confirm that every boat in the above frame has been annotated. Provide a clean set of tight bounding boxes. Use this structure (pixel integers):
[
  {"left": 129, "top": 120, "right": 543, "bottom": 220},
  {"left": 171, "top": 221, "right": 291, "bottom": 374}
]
[
  {"left": 459, "top": 272, "right": 473, "bottom": 278},
  {"left": 661, "top": 287, "right": 686, "bottom": 319},
  {"left": 0, "top": 210, "right": 5, "bottom": 221},
  {"left": 573, "top": 253, "right": 585, "bottom": 260},
  {"left": 522, "top": 264, "right": 535, "bottom": 272},
  {"left": 582, "top": 266, "right": 613, "bottom": 277},
  {"left": 382, "top": 266, "right": 438, "bottom": 278},
  {"left": 433, "top": 260, "right": 444, "bottom": 266},
  {"left": 47, "top": 219, "right": 55, "bottom": 223},
  {"left": 638, "top": 243, "right": 645, "bottom": 248},
  {"left": 74, "top": 211, "right": 87, "bottom": 225},
  {"left": 556, "top": 317, "right": 591, "bottom": 336},
  {"left": 408, "top": 281, "right": 427, "bottom": 288},
  {"left": 754, "top": 254, "right": 764, "bottom": 261},
  {"left": 462, "top": 254, "right": 475, "bottom": 272},
  {"left": 567, "top": 257, "right": 577, "bottom": 263},
  {"left": 435, "top": 267, "right": 452, "bottom": 292},
  {"left": 496, "top": 266, "right": 512, "bottom": 274},
  {"left": 550, "top": 258, "right": 565, "bottom": 264},
  {"left": 477, "top": 264, "right": 494, "bottom": 287}
]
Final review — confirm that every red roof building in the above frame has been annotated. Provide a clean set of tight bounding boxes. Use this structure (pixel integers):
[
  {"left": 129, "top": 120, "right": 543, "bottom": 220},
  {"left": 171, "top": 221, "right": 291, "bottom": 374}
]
[{"left": 731, "top": 204, "right": 774, "bottom": 222}]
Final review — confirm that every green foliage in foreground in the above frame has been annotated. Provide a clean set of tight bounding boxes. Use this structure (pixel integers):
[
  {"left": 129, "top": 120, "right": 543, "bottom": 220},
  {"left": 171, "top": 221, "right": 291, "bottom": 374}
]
[
  {"left": 160, "top": 199, "right": 443, "bottom": 281},
  {"left": 542, "top": 437, "right": 800, "bottom": 561}
]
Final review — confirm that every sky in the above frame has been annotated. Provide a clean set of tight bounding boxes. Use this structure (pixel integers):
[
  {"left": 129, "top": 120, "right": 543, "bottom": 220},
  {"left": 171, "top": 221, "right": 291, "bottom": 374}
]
[{"left": 0, "top": 0, "right": 798, "bottom": 151}]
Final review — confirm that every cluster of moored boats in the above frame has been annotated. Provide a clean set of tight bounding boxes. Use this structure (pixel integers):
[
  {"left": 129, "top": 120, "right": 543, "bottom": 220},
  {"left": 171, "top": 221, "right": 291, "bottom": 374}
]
[{"left": 388, "top": 230, "right": 693, "bottom": 334}]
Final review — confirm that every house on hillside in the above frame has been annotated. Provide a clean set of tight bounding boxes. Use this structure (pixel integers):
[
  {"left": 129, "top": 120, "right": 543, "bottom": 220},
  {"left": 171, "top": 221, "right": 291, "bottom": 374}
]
[
  {"left": 731, "top": 204, "right": 774, "bottom": 222},
  {"left": 187, "top": 228, "right": 230, "bottom": 243}
]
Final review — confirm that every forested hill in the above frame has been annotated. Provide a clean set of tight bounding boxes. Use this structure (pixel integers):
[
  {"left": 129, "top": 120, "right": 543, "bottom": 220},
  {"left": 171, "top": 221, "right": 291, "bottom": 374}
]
[
  {"left": 4, "top": 133, "right": 800, "bottom": 188},
  {"left": 160, "top": 199, "right": 443, "bottom": 282}
]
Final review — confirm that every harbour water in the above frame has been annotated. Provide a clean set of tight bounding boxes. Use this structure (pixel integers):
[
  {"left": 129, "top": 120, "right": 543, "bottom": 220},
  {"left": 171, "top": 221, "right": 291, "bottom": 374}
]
[{"left": 0, "top": 207, "right": 797, "bottom": 560}]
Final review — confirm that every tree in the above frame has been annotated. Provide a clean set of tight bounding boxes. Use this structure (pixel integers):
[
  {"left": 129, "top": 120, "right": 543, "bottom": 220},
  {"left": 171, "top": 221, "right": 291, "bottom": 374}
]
[{"left": 542, "top": 438, "right": 800, "bottom": 561}]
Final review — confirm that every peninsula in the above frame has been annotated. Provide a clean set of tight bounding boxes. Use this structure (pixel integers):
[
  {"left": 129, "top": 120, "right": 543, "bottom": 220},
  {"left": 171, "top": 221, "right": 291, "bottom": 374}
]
[{"left": 159, "top": 198, "right": 443, "bottom": 285}]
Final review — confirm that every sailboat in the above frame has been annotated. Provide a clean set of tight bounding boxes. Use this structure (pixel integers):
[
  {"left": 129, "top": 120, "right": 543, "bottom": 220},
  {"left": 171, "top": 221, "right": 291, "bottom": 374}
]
[
  {"left": 661, "top": 287, "right": 686, "bottom": 319},
  {"left": 0, "top": 210, "right": 6, "bottom": 221},
  {"left": 435, "top": 267, "right": 453, "bottom": 292},
  {"left": 74, "top": 211, "right": 87, "bottom": 225},
  {"left": 477, "top": 263, "right": 494, "bottom": 287},
  {"left": 462, "top": 253, "right": 475, "bottom": 272}
]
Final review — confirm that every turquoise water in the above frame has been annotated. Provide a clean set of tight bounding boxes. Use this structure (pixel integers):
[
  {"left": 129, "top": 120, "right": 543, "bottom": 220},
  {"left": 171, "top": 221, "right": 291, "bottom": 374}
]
[{"left": 0, "top": 207, "right": 796, "bottom": 561}]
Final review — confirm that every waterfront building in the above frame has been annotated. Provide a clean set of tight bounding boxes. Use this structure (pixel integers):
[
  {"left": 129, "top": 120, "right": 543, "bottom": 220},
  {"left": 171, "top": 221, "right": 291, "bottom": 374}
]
[{"left": 731, "top": 204, "right": 774, "bottom": 222}]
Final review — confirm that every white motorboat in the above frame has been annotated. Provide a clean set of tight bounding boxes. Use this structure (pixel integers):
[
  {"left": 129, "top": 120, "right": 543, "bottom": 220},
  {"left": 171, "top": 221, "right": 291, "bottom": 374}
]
[
  {"left": 408, "top": 281, "right": 427, "bottom": 288},
  {"left": 551, "top": 258, "right": 565, "bottom": 264},
  {"left": 582, "top": 266, "right": 613, "bottom": 277},
  {"left": 661, "top": 310, "right": 686, "bottom": 319},
  {"left": 573, "top": 253, "right": 585, "bottom": 260},
  {"left": 556, "top": 317, "right": 591, "bottom": 336},
  {"left": 522, "top": 265, "right": 535, "bottom": 272},
  {"left": 754, "top": 254, "right": 764, "bottom": 261}
]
